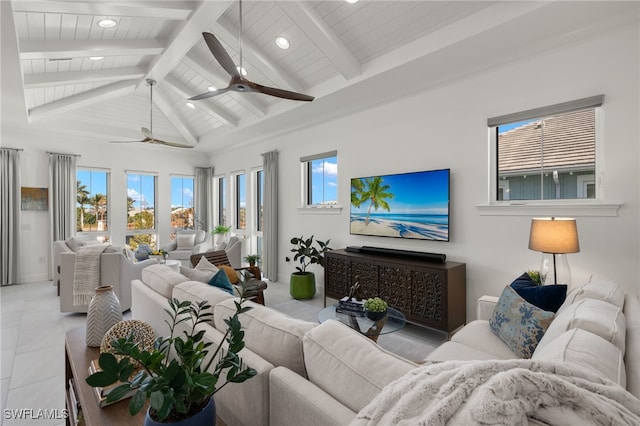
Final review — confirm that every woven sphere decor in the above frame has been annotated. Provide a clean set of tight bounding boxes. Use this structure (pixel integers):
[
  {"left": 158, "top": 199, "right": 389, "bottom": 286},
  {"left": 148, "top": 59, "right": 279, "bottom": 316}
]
[{"left": 100, "top": 319, "right": 156, "bottom": 360}]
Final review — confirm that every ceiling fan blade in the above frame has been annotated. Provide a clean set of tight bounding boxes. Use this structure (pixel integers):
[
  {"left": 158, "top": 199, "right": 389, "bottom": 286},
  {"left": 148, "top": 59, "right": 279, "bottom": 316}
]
[
  {"left": 246, "top": 80, "right": 314, "bottom": 102},
  {"left": 188, "top": 86, "right": 231, "bottom": 101},
  {"left": 203, "top": 32, "right": 240, "bottom": 79},
  {"left": 151, "top": 139, "right": 194, "bottom": 149},
  {"left": 109, "top": 140, "right": 143, "bottom": 143}
]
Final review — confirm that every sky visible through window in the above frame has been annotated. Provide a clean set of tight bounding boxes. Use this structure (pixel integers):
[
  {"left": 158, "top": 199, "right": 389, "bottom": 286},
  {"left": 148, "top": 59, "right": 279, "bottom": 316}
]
[{"left": 311, "top": 156, "right": 338, "bottom": 204}]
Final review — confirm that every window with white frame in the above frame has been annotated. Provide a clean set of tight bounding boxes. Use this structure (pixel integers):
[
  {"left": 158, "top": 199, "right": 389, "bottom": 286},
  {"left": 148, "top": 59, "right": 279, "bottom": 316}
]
[
  {"left": 233, "top": 172, "right": 246, "bottom": 230},
  {"left": 253, "top": 168, "right": 264, "bottom": 262},
  {"left": 77, "top": 168, "right": 110, "bottom": 242},
  {"left": 170, "top": 175, "right": 194, "bottom": 231},
  {"left": 215, "top": 176, "right": 227, "bottom": 227},
  {"left": 126, "top": 171, "right": 157, "bottom": 250},
  {"left": 301, "top": 151, "right": 338, "bottom": 206},
  {"left": 488, "top": 95, "right": 602, "bottom": 203}
]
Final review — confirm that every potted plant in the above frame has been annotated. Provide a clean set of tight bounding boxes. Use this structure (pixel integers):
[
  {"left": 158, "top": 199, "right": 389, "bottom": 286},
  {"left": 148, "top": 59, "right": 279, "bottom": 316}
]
[
  {"left": 364, "top": 297, "right": 388, "bottom": 321},
  {"left": 86, "top": 298, "right": 256, "bottom": 425},
  {"left": 211, "top": 224, "right": 231, "bottom": 245},
  {"left": 243, "top": 254, "right": 260, "bottom": 267},
  {"left": 289, "top": 235, "right": 331, "bottom": 300}
]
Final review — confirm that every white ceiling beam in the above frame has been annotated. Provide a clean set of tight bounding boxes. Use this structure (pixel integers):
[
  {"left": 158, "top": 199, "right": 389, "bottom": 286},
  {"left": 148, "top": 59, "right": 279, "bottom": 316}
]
[
  {"left": 164, "top": 75, "right": 237, "bottom": 127},
  {"left": 152, "top": 85, "right": 198, "bottom": 146},
  {"left": 11, "top": 1, "right": 194, "bottom": 20},
  {"left": 145, "top": 0, "right": 233, "bottom": 83},
  {"left": 19, "top": 39, "right": 164, "bottom": 60},
  {"left": 182, "top": 53, "right": 266, "bottom": 117},
  {"left": 277, "top": 1, "right": 361, "bottom": 81},
  {"left": 24, "top": 66, "right": 146, "bottom": 88},
  {"left": 28, "top": 79, "right": 137, "bottom": 121},
  {"left": 215, "top": 16, "right": 305, "bottom": 93}
]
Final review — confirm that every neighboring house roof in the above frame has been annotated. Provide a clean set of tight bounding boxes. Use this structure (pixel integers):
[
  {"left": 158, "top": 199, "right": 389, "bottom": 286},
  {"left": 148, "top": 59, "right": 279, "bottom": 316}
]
[{"left": 498, "top": 109, "right": 595, "bottom": 174}]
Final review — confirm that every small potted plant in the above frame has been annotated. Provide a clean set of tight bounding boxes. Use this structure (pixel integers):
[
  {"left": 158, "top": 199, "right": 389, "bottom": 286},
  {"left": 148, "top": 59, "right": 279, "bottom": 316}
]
[
  {"left": 527, "top": 269, "right": 543, "bottom": 285},
  {"left": 289, "top": 235, "right": 332, "bottom": 300},
  {"left": 211, "top": 225, "right": 231, "bottom": 245},
  {"left": 86, "top": 298, "right": 256, "bottom": 424},
  {"left": 364, "top": 297, "right": 388, "bottom": 321},
  {"left": 243, "top": 254, "right": 260, "bottom": 267}
]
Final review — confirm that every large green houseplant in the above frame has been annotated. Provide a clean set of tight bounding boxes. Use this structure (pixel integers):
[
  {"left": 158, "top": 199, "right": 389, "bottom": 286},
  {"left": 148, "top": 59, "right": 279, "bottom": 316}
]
[
  {"left": 86, "top": 298, "right": 256, "bottom": 424},
  {"left": 289, "top": 235, "right": 331, "bottom": 300}
]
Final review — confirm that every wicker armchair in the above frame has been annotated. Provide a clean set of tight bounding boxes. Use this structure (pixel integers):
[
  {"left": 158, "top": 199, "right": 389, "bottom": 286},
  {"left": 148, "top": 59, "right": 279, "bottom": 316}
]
[{"left": 190, "top": 250, "right": 267, "bottom": 305}]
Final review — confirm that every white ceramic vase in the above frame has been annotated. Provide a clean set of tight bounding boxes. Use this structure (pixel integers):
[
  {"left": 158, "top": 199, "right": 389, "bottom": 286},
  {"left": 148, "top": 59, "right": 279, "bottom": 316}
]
[{"left": 86, "top": 285, "right": 123, "bottom": 347}]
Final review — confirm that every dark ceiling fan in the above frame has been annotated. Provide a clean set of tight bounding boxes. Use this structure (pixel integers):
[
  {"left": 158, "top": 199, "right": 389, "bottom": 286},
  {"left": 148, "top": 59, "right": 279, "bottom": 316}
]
[
  {"left": 109, "top": 79, "right": 193, "bottom": 148},
  {"left": 189, "top": 0, "right": 314, "bottom": 102}
]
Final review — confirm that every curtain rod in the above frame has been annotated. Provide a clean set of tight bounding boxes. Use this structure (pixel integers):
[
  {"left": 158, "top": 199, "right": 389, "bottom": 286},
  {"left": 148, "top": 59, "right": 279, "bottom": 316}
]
[
  {"left": 1, "top": 147, "right": 24, "bottom": 151},
  {"left": 46, "top": 151, "right": 81, "bottom": 157}
]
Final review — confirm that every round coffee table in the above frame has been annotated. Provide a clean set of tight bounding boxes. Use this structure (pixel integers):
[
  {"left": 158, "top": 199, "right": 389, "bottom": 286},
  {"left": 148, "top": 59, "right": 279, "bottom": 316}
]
[{"left": 317, "top": 304, "right": 406, "bottom": 341}]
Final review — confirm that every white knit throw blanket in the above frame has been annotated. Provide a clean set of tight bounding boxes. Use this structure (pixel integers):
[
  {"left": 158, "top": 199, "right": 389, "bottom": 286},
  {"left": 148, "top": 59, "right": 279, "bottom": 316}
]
[
  {"left": 350, "top": 359, "right": 640, "bottom": 426},
  {"left": 73, "top": 244, "right": 108, "bottom": 306}
]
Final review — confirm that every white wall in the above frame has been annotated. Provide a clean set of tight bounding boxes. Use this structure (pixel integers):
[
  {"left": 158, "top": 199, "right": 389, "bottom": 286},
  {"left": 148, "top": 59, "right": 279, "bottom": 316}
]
[
  {"left": 8, "top": 22, "right": 639, "bottom": 320},
  {"left": 210, "top": 23, "right": 639, "bottom": 319}
]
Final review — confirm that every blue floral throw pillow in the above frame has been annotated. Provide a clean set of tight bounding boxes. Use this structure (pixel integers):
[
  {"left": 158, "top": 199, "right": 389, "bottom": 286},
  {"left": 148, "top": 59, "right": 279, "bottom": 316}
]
[
  {"left": 510, "top": 272, "right": 567, "bottom": 313},
  {"left": 208, "top": 270, "right": 235, "bottom": 295},
  {"left": 489, "top": 286, "right": 555, "bottom": 358}
]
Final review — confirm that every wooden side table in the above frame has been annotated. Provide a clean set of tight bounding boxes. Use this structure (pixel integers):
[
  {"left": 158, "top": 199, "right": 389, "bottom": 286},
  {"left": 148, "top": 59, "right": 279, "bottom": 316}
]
[{"left": 65, "top": 327, "right": 146, "bottom": 425}]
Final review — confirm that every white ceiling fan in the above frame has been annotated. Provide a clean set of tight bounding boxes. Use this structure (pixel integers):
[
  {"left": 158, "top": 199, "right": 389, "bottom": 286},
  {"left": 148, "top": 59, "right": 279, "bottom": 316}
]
[{"left": 109, "top": 79, "right": 193, "bottom": 148}]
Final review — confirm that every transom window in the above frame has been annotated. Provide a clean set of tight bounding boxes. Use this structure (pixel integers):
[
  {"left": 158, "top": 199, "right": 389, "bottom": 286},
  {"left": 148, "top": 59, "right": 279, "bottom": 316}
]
[{"left": 489, "top": 95, "right": 602, "bottom": 203}]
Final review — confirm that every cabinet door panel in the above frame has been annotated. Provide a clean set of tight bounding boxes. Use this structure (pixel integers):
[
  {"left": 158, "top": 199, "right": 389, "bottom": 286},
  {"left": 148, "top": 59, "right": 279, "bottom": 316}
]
[
  {"left": 325, "top": 256, "right": 350, "bottom": 297},
  {"left": 378, "top": 265, "right": 411, "bottom": 312},
  {"left": 411, "top": 270, "right": 445, "bottom": 327},
  {"left": 349, "top": 261, "right": 378, "bottom": 299}
]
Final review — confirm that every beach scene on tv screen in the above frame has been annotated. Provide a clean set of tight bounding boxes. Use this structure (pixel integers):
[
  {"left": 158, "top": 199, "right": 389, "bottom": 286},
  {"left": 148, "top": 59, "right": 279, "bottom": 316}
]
[{"left": 350, "top": 169, "right": 449, "bottom": 241}]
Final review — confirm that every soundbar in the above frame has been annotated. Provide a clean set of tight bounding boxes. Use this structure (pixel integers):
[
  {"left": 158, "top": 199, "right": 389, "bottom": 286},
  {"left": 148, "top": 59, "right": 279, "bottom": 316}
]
[{"left": 353, "top": 246, "right": 446, "bottom": 262}]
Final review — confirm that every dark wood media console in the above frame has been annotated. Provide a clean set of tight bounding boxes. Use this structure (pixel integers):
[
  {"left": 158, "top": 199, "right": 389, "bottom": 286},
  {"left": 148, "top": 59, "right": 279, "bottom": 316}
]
[{"left": 324, "top": 249, "right": 466, "bottom": 334}]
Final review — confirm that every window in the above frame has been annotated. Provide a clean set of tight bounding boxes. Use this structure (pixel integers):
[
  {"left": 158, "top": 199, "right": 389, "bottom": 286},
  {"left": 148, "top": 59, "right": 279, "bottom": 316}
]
[
  {"left": 126, "top": 172, "right": 157, "bottom": 250},
  {"left": 301, "top": 151, "right": 338, "bottom": 206},
  {"left": 256, "top": 169, "right": 264, "bottom": 232},
  {"left": 216, "top": 176, "right": 227, "bottom": 226},
  {"left": 170, "top": 176, "right": 194, "bottom": 230},
  {"left": 234, "top": 173, "right": 246, "bottom": 230},
  {"left": 489, "top": 95, "right": 602, "bottom": 203},
  {"left": 77, "top": 168, "right": 110, "bottom": 242}
]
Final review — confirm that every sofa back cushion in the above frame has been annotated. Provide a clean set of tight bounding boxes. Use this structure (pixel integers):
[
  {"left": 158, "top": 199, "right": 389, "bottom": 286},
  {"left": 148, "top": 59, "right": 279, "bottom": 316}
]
[
  {"left": 172, "top": 281, "right": 234, "bottom": 322},
  {"left": 533, "top": 328, "right": 626, "bottom": 387},
  {"left": 624, "top": 294, "right": 640, "bottom": 398},
  {"left": 141, "top": 264, "right": 188, "bottom": 298},
  {"left": 214, "top": 299, "right": 315, "bottom": 377},
  {"left": 536, "top": 297, "right": 626, "bottom": 356},
  {"left": 558, "top": 278, "right": 625, "bottom": 313},
  {"left": 303, "top": 320, "right": 416, "bottom": 413}
]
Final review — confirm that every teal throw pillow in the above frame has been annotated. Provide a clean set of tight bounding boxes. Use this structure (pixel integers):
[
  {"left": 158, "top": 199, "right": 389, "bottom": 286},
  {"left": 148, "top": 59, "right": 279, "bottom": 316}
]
[
  {"left": 489, "top": 286, "right": 555, "bottom": 358},
  {"left": 208, "top": 270, "right": 234, "bottom": 295}
]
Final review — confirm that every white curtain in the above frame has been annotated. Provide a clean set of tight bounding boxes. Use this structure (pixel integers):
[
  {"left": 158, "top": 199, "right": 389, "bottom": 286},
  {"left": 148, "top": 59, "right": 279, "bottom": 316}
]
[
  {"left": 1, "top": 149, "right": 21, "bottom": 285},
  {"left": 262, "top": 150, "right": 278, "bottom": 281},
  {"left": 49, "top": 153, "right": 77, "bottom": 278},
  {"left": 194, "top": 166, "right": 214, "bottom": 232}
]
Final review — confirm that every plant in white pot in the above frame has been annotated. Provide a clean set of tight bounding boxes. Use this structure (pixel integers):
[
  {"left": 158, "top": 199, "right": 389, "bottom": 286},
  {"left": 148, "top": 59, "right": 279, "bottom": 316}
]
[
  {"left": 289, "top": 235, "right": 331, "bottom": 300},
  {"left": 86, "top": 298, "right": 255, "bottom": 425},
  {"left": 211, "top": 224, "right": 231, "bottom": 246}
]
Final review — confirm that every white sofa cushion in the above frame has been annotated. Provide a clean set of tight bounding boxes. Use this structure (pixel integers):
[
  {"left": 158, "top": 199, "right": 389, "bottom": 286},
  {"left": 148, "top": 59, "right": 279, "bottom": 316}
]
[
  {"left": 176, "top": 232, "right": 196, "bottom": 250},
  {"left": 537, "top": 298, "right": 626, "bottom": 355},
  {"left": 558, "top": 278, "right": 625, "bottom": 313},
  {"left": 451, "top": 320, "right": 519, "bottom": 359},
  {"left": 140, "top": 264, "right": 188, "bottom": 298},
  {"left": 180, "top": 265, "right": 216, "bottom": 283},
  {"left": 425, "top": 341, "right": 513, "bottom": 362},
  {"left": 533, "top": 328, "right": 626, "bottom": 387},
  {"left": 214, "top": 299, "right": 316, "bottom": 378},
  {"left": 624, "top": 294, "right": 640, "bottom": 399},
  {"left": 303, "top": 320, "right": 416, "bottom": 413},
  {"left": 172, "top": 281, "right": 234, "bottom": 321}
]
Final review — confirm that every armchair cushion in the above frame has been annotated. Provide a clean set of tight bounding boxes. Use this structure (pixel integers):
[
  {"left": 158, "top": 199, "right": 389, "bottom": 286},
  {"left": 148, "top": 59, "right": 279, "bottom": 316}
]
[
  {"left": 176, "top": 233, "right": 196, "bottom": 250},
  {"left": 219, "top": 265, "right": 240, "bottom": 284},
  {"left": 194, "top": 256, "right": 220, "bottom": 273}
]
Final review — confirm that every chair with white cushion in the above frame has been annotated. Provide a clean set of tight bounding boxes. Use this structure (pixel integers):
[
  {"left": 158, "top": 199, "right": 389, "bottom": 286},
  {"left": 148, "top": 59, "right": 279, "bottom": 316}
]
[{"left": 160, "top": 230, "right": 211, "bottom": 265}]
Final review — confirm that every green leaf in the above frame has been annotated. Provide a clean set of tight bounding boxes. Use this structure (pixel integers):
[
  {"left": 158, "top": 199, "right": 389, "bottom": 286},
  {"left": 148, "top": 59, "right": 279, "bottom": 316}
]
[
  {"left": 86, "top": 370, "right": 119, "bottom": 387},
  {"left": 105, "top": 383, "right": 133, "bottom": 402},
  {"left": 97, "top": 352, "right": 118, "bottom": 372},
  {"left": 128, "top": 390, "right": 146, "bottom": 416},
  {"left": 150, "top": 390, "right": 164, "bottom": 411}
]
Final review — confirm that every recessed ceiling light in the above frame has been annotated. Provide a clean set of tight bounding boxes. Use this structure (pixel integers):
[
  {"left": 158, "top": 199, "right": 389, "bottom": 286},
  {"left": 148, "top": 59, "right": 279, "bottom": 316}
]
[
  {"left": 186, "top": 102, "right": 196, "bottom": 109},
  {"left": 346, "top": 0, "right": 358, "bottom": 3},
  {"left": 89, "top": 56, "right": 104, "bottom": 61},
  {"left": 275, "top": 36, "right": 290, "bottom": 50},
  {"left": 237, "top": 66, "right": 247, "bottom": 76},
  {"left": 97, "top": 18, "right": 117, "bottom": 28},
  {"left": 208, "top": 85, "right": 216, "bottom": 92}
]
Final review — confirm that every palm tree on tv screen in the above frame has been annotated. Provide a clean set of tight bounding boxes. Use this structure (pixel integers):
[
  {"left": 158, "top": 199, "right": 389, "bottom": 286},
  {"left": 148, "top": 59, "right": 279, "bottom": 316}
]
[{"left": 361, "top": 177, "right": 394, "bottom": 225}]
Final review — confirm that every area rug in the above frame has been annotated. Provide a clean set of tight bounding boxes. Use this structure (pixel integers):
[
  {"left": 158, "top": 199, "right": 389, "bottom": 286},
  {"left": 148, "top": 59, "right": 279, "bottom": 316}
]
[{"left": 270, "top": 299, "right": 442, "bottom": 362}]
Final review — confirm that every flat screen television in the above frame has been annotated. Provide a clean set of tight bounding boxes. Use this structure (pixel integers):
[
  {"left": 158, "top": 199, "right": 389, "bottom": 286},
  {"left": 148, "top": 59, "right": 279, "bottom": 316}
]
[{"left": 350, "top": 168, "right": 450, "bottom": 242}]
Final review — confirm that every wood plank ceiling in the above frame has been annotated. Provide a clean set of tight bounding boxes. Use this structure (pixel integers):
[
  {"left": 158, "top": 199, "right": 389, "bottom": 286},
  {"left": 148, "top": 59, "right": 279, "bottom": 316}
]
[{"left": 4, "top": 1, "right": 637, "bottom": 151}]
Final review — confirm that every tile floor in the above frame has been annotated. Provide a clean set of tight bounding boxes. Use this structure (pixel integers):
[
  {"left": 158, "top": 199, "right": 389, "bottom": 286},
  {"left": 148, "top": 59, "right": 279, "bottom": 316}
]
[{"left": 0, "top": 279, "right": 444, "bottom": 425}]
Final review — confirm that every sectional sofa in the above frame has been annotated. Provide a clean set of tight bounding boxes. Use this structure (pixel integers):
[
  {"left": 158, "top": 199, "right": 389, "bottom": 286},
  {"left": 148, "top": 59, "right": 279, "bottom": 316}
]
[{"left": 131, "top": 264, "right": 639, "bottom": 425}]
